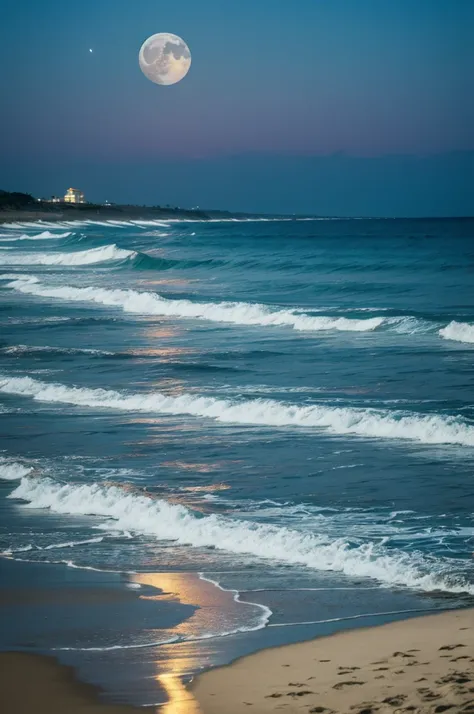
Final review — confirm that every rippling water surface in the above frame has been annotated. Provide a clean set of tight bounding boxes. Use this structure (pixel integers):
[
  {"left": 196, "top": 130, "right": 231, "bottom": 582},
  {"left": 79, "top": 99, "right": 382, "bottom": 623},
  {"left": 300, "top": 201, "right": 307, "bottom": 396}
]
[{"left": 0, "top": 216, "right": 473, "bottom": 704}]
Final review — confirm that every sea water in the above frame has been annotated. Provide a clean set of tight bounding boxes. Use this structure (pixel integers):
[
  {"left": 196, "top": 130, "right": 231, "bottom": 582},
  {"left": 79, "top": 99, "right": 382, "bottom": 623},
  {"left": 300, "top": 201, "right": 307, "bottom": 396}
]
[{"left": 0, "top": 217, "right": 473, "bottom": 704}]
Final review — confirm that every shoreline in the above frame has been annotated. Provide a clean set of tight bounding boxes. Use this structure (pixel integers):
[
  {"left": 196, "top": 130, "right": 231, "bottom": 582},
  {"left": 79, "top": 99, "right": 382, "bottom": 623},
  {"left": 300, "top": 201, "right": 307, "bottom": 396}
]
[
  {"left": 192, "top": 607, "right": 474, "bottom": 713},
  {"left": 2, "top": 608, "right": 472, "bottom": 713},
  {"left": 0, "top": 207, "right": 290, "bottom": 225},
  {"left": 0, "top": 208, "right": 210, "bottom": 225}
]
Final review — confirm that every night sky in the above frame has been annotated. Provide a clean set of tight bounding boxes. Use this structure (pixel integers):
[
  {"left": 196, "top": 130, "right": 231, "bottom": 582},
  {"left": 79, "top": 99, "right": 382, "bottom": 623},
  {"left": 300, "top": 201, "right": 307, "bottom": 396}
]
[{"left": 1, "top": 0, "right": 473, "bottom": 216}]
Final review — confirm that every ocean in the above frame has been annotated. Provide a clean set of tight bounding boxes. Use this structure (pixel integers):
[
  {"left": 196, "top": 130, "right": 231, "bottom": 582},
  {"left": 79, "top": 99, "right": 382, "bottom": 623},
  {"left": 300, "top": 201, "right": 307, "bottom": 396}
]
[{"left": 0, "top": 216, "right": 473, "bottom": 708}]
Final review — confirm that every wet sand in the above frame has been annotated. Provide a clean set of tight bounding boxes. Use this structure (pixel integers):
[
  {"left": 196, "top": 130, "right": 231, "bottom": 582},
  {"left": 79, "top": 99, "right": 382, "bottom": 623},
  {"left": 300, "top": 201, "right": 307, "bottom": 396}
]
[
  {"left": 0, "top": 652, "right": 151, "bottom": 714},
  {"left": 193, "top": 608, "right": 474, "bottom": 713}
]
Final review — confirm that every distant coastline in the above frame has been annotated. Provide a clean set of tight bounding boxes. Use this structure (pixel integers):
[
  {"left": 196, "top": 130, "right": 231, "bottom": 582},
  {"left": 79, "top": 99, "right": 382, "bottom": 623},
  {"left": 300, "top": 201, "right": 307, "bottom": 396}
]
[
  {"left": 1, "top": 191, "right": 472, "bottom": 224},
  {"left": 0, "top": 189, "right": 289, "bottom": 225}
]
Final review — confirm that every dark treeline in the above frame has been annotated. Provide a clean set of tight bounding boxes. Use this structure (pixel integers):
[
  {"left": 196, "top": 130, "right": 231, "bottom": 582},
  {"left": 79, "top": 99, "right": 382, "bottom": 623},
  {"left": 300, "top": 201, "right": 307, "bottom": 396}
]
[{"left": 0, "top": 190, "right": 36, "bottom": 210}]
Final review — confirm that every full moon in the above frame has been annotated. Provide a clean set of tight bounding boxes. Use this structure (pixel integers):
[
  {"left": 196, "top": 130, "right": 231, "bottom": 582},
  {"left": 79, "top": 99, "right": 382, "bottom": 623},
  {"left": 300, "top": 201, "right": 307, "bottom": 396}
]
[{"left": 139, "top": 33, "right": 191, "bottom": 86}]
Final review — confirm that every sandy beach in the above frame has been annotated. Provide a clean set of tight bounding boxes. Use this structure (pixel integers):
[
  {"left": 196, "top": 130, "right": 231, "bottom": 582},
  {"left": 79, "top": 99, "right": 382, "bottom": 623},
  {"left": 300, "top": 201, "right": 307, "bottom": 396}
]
[{"left": 193, "top": 608, "right": 474, "bottom": 713}]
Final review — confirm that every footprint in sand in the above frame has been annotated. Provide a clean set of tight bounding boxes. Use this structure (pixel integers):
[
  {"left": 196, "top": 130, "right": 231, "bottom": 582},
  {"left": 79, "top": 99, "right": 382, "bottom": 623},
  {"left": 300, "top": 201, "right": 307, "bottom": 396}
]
[
  {"left": 436, "top": 672, "right": 472, "bottom": 685},
  {"left": 287, "top": 690, "right": 313, "bottom": 697},
  {"left": 333, "top": 681, "right": 365, "bottom": 690},
  {"left": 420, "top": 690, "right": 441, "bottom": 701},
  {"left": 383, "top": 695, "right": 406, "bottom": 706},
  {"left": 338, "top": 666, "right": 360, "bottom": 671},
  {"left": 349, "top": 704, "right": 377, "bottom": 714}
]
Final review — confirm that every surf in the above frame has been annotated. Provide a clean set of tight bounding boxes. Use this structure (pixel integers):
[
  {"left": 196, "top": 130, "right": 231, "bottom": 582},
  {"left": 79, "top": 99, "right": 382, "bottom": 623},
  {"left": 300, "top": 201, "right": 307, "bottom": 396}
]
[
  {"left": 1, "top": 374, "right": 473, "bottom": 447},
  {"left": 0, "top": 230, "right": 71, "bottom": 242},
  {"left": 2, "top": 275, "right": 390, "bottom": 332},
  {"left": 0, "top": 244, "right": 135, "bottom": 266},
  {"left": 439, "top": 321, "right": 474, "bottom": 344},
  {"left": 4, "top": 471, "right": 473, "bottom": 595}
]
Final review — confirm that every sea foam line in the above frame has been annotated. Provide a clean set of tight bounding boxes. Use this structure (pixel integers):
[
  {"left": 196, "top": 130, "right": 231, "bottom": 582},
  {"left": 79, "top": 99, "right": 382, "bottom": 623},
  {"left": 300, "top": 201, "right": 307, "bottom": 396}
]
[
  {"left": 5, "top": 474, "right": 474, "bottom": 595},
  {"left": 0, "top": 244, "right": 134, "bottom": 266},
  {"left": 0, "top": 374, "right": 473, "bottom": 448},
  {"left": 1, "top": 537, "right": 105, "bottom": 556},
  {"left": 0, "top": 231, "right": 72, "bottom": 242},
  {"left": 0, "top": 344, "right": 113, "bottom": 356},
  {"left": 51, "top": 572, "right": 271, "bottom": 652},
  {"left": 2, "top": 275, "right": 389, "bottom": 333}
]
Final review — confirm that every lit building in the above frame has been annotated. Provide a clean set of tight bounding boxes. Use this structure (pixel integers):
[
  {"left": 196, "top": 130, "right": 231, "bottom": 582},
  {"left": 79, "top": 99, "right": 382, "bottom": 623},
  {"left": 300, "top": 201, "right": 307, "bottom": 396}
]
[{"left": 64, "top": 188, "right": 85, "bottom": 204}]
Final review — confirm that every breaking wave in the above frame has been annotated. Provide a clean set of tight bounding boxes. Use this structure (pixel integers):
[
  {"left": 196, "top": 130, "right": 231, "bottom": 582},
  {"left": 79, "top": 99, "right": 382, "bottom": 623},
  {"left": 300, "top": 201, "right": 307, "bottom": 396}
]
[
  {"left": 0, "top": 231, "right": 72, "bottom": 242},
  {"left": 0, "top": 459, "right": 33, "bottom": 481},
  {"left": 0, "top": 374, "right": 473, "bottom": 446},
  {"left": 0, "top": 244, "right": 134, "bottom": 266},
  {"left": 439, "top": 321, "right": 474, "bottom": 344},
  {"left": 6, "top": 474, "right": 474, "bottom": 595},
  {"left": 2, "top": 276, "right": 389, "bottom": 332}
]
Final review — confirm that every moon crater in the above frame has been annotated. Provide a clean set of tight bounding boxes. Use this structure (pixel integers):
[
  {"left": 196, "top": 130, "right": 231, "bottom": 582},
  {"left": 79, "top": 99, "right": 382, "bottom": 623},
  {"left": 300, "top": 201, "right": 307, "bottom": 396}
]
[{"left": 139, "top": 33, "right": 191, "bottom": 86}]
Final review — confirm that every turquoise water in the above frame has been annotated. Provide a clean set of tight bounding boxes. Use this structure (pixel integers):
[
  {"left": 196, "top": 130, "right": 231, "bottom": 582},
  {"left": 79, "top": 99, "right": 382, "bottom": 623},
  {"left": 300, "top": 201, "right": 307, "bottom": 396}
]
[{"left": 0, "top": 217, "right": 473, "bottom": 704}]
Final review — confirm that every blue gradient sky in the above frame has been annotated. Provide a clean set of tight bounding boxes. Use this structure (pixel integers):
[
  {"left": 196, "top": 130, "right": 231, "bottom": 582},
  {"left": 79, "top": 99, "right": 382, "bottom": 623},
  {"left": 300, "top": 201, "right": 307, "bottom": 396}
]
[{"left": 1, "top": 0, "right": 473, "bottom": 215}]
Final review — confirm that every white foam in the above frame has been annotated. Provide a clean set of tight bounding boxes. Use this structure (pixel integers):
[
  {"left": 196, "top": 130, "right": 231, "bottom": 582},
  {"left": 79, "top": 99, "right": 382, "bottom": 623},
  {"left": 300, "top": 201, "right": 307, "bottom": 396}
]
[
  {"left": 43, "top": 536, "right": 104, "bottom": 550},
  {"left": 1, "top": 344, "right": 113, "bottom": 356},
  {"left": 1, "top": 374, "right": 473, "bottom": 447},
  {"left": 0, "top": 459, "right": 33, "bottom": 481},
  {"left": 1, "top": 536, "right": 104, "bottom": 556},
  {"left": 440, "top": 321, "right": 474, "bottom": 344},
  {"left": 8, "top": 475, "right": 474, "bottom": 595},
  {"left": 1, "top": 544, "right": 34, "bottom": 555},
  {"left": 84, "top": 219, "right": 165, "bottom": 229},
  {"left": 0, "top": 231, "right": 71, "bottom": 242},
  {"left": 129, "top": 220, "right": 170, "bottom": 227},
  {"left": 3, "top": 276, "right": 386, "bottom": 333},
  {"left": 0, "top": 244, "right": 134, "bottom": 266}
]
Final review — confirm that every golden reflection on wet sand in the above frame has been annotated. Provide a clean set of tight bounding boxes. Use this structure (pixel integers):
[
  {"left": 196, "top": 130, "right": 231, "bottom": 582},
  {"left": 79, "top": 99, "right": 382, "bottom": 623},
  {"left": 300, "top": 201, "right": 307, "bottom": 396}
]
[
  {"left": 157, "top": 672, "right": 203, "bottom": 714},
  {"left": 132, "top": 573, "right": 229, "bottom": 714}
]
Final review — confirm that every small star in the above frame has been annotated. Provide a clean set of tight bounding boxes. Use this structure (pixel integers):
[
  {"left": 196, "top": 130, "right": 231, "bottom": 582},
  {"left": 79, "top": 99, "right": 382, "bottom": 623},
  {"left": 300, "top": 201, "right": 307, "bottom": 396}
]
[{"left": 89, "top": 49, "right": 93, "bottom": 53}]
